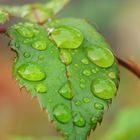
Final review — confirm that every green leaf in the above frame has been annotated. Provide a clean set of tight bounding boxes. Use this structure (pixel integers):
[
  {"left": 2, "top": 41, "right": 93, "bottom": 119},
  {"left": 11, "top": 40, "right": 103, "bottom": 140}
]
[
  {"left": 102, "top": 107, "right": 140, "bottom": 140},
  {"left": 8, "top": 18, "right": 119, "bottom": 140},
  {"left": 0, "top": 9, "right": 9, "bottom": 24},
  {"left": 0, "top": 0, "right": 69, "bottom": 23}
]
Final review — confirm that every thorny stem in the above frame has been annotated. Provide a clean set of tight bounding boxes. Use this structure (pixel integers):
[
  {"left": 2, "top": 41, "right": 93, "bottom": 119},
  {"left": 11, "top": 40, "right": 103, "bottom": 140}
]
[{"left": 0, "top": 27, "right": 140, "bottom": 79}]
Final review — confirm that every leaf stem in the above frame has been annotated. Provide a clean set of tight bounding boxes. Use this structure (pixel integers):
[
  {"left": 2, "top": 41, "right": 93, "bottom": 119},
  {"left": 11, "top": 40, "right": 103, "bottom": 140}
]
[{"left": 116, "top": 56, "right": 140, "bottom": 79}]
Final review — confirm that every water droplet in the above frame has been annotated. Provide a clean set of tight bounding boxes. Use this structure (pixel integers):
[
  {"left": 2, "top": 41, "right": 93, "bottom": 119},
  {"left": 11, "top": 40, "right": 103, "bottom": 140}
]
[
  {"left": 32, "top": 40, "right": 47, "bottom": 51},
  {"left": 16, "top": 26, "right": 34, "bottom": 38},
  {"left": 108, "top": 72, "right": 116, "bottom": 79},
  {"left": 91, "top": 116, "right": 98, "bottom": 124},
  {"left": 87, "top": 46, "right": 114, "bottom": 68},
  {"left": 17, "top": 62, "right": 46, "bottom": 81},
  {"left": 83, "top": 97, "right": 90, "bottom": 103},
  {"left": 35, "top": 83, "right": 47, "bottom": 93},
  {"left": 91, "top": 77, "right": 117, "bottom": 99},
  {"left": 81, "top": 58, "right": 89, "bottom": 65},
  {"left": 83, "top": 69, "right": 92, "bottom": 76},
  {"left": 80, "top": 79, "right": 85, "bottom": 83},
  {"left": 60, "top": 49, "right": 72, "bottom": 65},
  {"left": 74, "top": 64, "right": 78, "bottom": 68},
  {"left": 91, "top": 69, "right": 96, "bottom": 74},
  {"left": 94, "top": 103, "right": 104, "bottom": 110},
  {"left": 51, "top": 26, "right": 84, "bottom": 49},
  {"left": 75, "top": 100, "right": 82, "bottom": 106},
  {"left": 24, "top": 52, "right": 31, "bottom": 58},
  {"left": 80, "top": 84, "right": 86, "bottom": 89},
  {"left": 73, "top": 113, "right": 86, "bottom": 127},
  {"left": 53, "top": 104, "right": 71, "bottom": 123},
  {"left": 38, "top": 55, "right": 44, "bottom": 60},
  {"left": 59, "top": 83, "right": 73, "bottom": 99}
]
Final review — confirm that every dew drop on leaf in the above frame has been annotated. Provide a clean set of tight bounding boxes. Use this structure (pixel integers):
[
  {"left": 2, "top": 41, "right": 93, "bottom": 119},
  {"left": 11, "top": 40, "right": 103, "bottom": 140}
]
[
  {"left": 91, "top": 77, "right": 117, "bottom": 99},
  {"left": 32, "top": 40, "right": 47, "bottom": 51},
  {"left": 87, "top": 46, "right": 114, "bottom": 68},
  {"left": 108, "top": 72, "right": 116, "bottom": 79},
  {"left": 83, "top": 97, "right": 90, "bottom": 103},
  {"left": 17, "top": 63, "right": 46, "bottom": 81},
  {"left": 38, "top": 55, "right": 44, "bottom": 60},
  {"left": 75, "top": 100, "right": 82, "bottom": 106},
  {"left": 60, "top": 49, "right": 72, "bottom": 65},
  {"left": 91, "top": 69, "right": 96, "bottom": 74},
  {"left": 53, "top": 104, "right": 71, "bottom": 124},
  {"left": 83, "top": 69, "right": 92, "bottom": 76},
  {"left": 94, "top": 103, "right": 104, "bottom": 110},
  {"left": 16, "top": 26, "right": 34, "bottom": 38},
  {"left": 51, "top": 26, "right": 84, "bottom": 49},
  {"left": 80, "top": 83, "right": 86, "bottom": 89},
  {"left": 24, "top": 52, "right": 31, "bottom": 58},
  {"left": 91, "top": 117, "right": 98, "bottom": 124},
  {"left": 59, "top": 83, "right": 73, "bottom": 99},
  {"left": 73, "top": 113, "right": 86, "bottom": 127},
  {"left": 81, "top": 58, "right": 89, "bottom": 65},
  {"left": 35, "top": 83, "right": 47, "bottom": 93}
]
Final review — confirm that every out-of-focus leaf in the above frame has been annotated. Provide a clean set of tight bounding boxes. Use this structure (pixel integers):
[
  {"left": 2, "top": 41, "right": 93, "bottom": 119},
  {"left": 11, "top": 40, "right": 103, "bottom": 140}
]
[
  {"left": 0, "top": 9, "right": 9, "bottom": 24},
  {"left": 0, "top": 0, "right": 69, "bottom": 23},
  {"left": 103, "top": 107, "right": 140, "bottom": 140}
]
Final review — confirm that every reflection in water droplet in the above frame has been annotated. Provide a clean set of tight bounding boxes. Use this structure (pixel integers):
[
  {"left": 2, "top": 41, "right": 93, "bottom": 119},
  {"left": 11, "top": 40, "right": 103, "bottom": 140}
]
[
  {"left": 80, "top": 84, "right": 86, "bottom": 89},
  {"left": 87, "top": 46, "right": 114, "bottom": 68},
  {"left": 24, "top": 52, "right": 31, "bottom": 58},
  {"left": 17, "top": 62, "right": 46, "bottom": 81},
  {"left": 73, "top": 113, "right": 86, "bottom": 127},
  {"left": 83, "top": 97, "right": 90, "bottom": 103},
  {"left": 81, "top": 58, "right": 89, "bottom": 65},
  {"left": 60, "top": 49, "right": 72, "bottom": 65},
  {"left": 94, "top": 103, "right": 104, "bottom": 110},
  {"left": 59, "top": 83, "right": 73, "bottom": 99},
  {"left": 91, "top": 77, "right": 117, "bottom": 99},
  {"left": 32, "top": 40, "right": 47, "bottom": 51},
  {"left": 53, "top": 104, "right": 71, "bottom": 123},
  {"left": 83, "top": 69, "right": 92, "bottom": 76},
  {"left": 51, "top": 26, "right": 84, "bottom": 49},
  {"left": 16, "top": 26, "right": 34, "bottom": 38},
  {"left": 75, "top": 100, "right": 82, "bottom": 106},
  {"left": 108, "top": 72, "right": 116, "bottom": 79},
  {"left": 35, "top": 83, "right": 47, "bottom": 93}
]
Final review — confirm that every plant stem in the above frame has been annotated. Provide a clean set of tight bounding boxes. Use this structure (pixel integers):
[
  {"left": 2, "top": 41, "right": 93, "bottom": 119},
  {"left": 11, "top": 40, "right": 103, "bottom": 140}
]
[{"left": 116, "top": 56, "right": 140, "bottom": 79}]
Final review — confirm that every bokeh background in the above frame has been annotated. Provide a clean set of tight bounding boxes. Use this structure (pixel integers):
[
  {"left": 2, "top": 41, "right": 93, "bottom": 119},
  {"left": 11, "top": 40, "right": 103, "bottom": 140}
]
[{"left": 0, "top": 0, "right": 140, "bottom": 140}]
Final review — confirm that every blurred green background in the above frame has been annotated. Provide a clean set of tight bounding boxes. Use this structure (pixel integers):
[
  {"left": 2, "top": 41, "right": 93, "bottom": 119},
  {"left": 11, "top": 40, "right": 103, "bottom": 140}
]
[{"left": 0, "top": 0, "right": 140, "bottom": 140}]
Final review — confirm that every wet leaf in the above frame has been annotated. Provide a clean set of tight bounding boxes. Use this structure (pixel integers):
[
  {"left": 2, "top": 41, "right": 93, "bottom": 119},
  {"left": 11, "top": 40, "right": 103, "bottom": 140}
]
[{"left": 8, "top": 18, "right": 119, "bottom": 140}]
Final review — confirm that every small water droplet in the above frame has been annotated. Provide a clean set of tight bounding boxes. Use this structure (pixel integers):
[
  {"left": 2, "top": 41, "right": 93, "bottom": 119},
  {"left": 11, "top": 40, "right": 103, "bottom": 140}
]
[
  {"left": 80, "top": 84, "right": 86, "bottom": 89},
  {"left": 75, "top": 100, "right": 82, "bottom": 106},
  {"left": 81, "top": 58, "right": 89, "bottom": 65},
  {"left": 24, "top": 52, "right": 31, "bottom": 58},
  {"left": 73, "top": 113, "right": 86, "bottom": 127},
  {"left": 108, "top": 72, "right": 116, "bottom": 79},
  {"left": 91, "top": 69, "right": 96, "bottom": 74},
  {"left": 32, "top": 40, "right": 47, "bottom": 51},
  {"left": 51, "top": 26, "right": 84, "bottom": 49},
  {"left": 83, "top": 97, "right": 90, "bottom": 103},
  {"left": 87, "top": 46, "right": 114, "bottom": 68},
  {"left": 91, "top": 77, "right": 117, "bottom": 99},
  {"left": 59, "top": 83, "right": 73, "bottom": 99},
  {"left": 38, "top": 55, "right": 44, "bottom": 60},
  {"left": 17, "top": 62, "right": 46, "bottom": 81},
  {"left": 91, "top": 117, "right": 98, "bottom": 124},
  {"left": 80, "top": 79, "right": 85, "bottom": 83},
  {"left": 94, "top": 103, "right": 104, "bottom": 110},
  {"left": 60, "top": 49, "right": 72, "bottom": 65},
  {"left": 16, "top": 26, "right": 34, "bottom": 38},
  {"left": 83, "top": 69, "right": 92, "bottom": 76},
  {"left": 53, "top": 104, "right": 71, "bottom": 123},
  {"left": 74, "top": 64, "right": 78, "bottom": 68},
  {"left": 35, "top": 83, "right": 47, "bottom": 93}
]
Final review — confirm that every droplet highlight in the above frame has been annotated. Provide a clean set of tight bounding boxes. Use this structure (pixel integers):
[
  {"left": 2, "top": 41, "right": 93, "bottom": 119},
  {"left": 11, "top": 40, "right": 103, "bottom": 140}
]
[{"left": 17, "top": 62, "right": 46, "bottom": 81}]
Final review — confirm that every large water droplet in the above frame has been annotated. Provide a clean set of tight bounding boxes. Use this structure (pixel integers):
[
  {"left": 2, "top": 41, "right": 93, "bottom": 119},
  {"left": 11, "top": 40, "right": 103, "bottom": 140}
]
[
  {"left": 32, "top": 40, "right": 47, "bottom": 51},
  {"left": 87, "top": 46, "right": 114, "bottom": 68},
  {"left": 17, "top": 63, "right": 46, "bottom": 81},
  {"left": 73, "top": 113, "right": 86, "bottom": 127},
  {"left": 91, "top": 77, "right": 117, "bottom": 99},
  {"left": 81, "top": 58, "right": 89, "bottom": 65},
  {"left": 53, "top": 104, "right": 71, "bottom": 123},
  {"left": 35, "top": 83, "right": 47, "bottom": 93},
  {"left": 16, "top": 26, "right": 34, "bottom": 38},
  {"left": 60, "top": 49, "right": 72, "bottom": 65},
  {"left": 51, "top": 26, "right": 84, "bottom": 49},
  {"left": 83, "top": 69, "right": 92, "bottom": 76},
  {"left": 59, "top": 83, "right": 73, "bottom": 99},
  {"left": 94, "top": 103, "right": 104, "bottom": 110}
]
